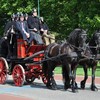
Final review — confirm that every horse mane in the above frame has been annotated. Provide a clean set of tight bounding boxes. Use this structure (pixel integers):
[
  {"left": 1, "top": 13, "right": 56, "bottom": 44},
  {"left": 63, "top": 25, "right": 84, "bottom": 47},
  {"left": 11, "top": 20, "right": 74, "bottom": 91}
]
[
  {"left": 67, "top": 28, "right": 82, "bottom": 47},
  {"left": 89, "top": 30, "right": 100, "bottom": 46},
  {"left": 89, "top": 30, "right": 100, "bottom": 54}
]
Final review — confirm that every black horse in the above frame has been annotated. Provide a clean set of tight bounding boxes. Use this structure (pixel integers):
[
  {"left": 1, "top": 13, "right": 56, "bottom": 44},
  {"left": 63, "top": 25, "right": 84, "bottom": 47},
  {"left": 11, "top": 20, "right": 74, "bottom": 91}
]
[
  {"left": 42, "top": 28, "right": 87, "bottom": 92},
  {"left": 0, "top": 25, "right": 17, "bottom": 58},
  {"left": 79, "top": 29, "right": 100, "bottom": 91},
  {"left": 62, "top": 28, "right": 87, "bottom": 92}
]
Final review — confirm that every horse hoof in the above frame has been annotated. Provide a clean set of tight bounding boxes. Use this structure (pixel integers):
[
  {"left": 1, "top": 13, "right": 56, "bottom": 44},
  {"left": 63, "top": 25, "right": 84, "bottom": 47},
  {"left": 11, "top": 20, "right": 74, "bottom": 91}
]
[
  {"left": 75, "top": 82, "right": 78, "bottom": 89},
  {"left": 46, "top": 84, "right": 52, "bottom": 89},
  {"left": 47, "top": 85, "right": 51, "bottom": 89},
  {"left": 72, "top": 88, "right": 76, "bottom": 93},
  {"left": 64, "top": 87, "right": 68, "bottom": 91},
  {"left": 64, "top": 84, "right": 70, "bottom": 90},
  {"left": 91, "top": 85, "right": 98, "bottom": 91},
  {"left": 46, "top": 84, "right": 57, "bottom": 90},
  {"left": 51, "top": 86, "right": 57, "bottom": 90},
  {"left": 80, "top": 81, "right": 85, "bottom": 89}
]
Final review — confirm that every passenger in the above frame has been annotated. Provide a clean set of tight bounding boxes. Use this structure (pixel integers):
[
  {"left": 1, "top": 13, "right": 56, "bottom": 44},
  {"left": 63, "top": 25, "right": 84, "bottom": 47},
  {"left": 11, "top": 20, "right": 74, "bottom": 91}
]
[
  {"left": 27, "top": 8, "right": 44, "bottom": 45},
  {"left": 16, "top": 13, "right": 35, "bottom": 45},
  {"left": 15, "top": 12, "right": 20, "bottom": 21},
  {"left": 40, "top": 17, "right": 55, "bottom": 45}
]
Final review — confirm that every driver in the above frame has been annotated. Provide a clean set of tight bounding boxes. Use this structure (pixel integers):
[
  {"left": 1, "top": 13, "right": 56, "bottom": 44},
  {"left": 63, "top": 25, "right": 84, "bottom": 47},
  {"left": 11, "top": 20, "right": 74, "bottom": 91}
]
[{"left": 27, "top": 8, "right": 44, "bottom": 45}]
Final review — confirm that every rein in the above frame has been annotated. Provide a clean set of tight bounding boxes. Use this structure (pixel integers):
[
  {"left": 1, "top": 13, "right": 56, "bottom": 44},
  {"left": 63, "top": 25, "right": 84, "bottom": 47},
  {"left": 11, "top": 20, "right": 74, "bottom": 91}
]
[{"left": 67, "top": 42, "right": 84, "bottom": 51}]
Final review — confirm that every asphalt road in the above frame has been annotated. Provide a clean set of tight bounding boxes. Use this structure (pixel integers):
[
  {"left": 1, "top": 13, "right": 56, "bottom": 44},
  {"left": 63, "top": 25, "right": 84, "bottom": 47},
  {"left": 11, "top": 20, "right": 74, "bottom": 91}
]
[{"left": 0, "top": 76, "right": 100, "bottom": 100}]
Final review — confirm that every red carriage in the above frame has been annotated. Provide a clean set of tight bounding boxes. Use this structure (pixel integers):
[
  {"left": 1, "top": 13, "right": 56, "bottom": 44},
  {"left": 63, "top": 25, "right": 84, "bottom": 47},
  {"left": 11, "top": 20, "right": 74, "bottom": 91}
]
[{"left": 0, "top": 36, "right": 47, "bottom": 86}]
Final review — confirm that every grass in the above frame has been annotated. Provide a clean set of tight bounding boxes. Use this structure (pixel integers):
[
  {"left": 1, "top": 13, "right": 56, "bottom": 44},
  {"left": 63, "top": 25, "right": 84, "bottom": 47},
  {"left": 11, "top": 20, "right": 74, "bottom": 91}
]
[{"left": 54, "top": 66, "right": 100, "bottom": 77}]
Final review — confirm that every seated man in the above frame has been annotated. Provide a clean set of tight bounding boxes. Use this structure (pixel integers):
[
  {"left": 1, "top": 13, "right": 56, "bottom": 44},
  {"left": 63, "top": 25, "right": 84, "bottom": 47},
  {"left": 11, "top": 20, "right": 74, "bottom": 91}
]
[
  {"left": 40, "top": 17, "right": 55, "bottom": 45},
  {"left": 16, "top": 13, "right": 34, "bottom": 45},
  {"left": 27, "top": 8, "right": 44, "bottom": 45}
]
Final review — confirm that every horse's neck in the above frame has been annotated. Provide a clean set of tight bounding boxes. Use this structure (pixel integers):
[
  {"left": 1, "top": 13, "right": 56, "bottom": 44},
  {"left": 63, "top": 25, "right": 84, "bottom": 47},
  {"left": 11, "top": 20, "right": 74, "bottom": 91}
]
[
  {"left": 68, "top": 37, "right": 79, "bottom": 47},
  {"left": 88, "top": 37, "right": 97, "bottom": 55},
  {"left": 89, "top": 36, "right": 96, "bottom": 46}
]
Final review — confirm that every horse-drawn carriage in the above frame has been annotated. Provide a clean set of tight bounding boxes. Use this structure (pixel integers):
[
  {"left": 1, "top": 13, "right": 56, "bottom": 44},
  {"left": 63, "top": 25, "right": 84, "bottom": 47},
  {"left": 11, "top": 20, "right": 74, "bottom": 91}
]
[
  {"left": 0, "top": 27, "right": 100, "bottom": 92},
  {"left": 0, "top": 27, "right": 47, "bottom": 86}
]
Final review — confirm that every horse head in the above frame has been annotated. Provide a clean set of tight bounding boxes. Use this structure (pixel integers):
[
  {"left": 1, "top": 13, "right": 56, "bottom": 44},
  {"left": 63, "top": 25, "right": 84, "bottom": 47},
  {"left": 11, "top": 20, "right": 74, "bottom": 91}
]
[
  {"left": 78, "top": 29, "right": 87, "bottom": 50},
  {"left": 68, "top": 28, "right": 87, "bottom": 50},
  {"left": 9, "top": 25, "right": 16, "bottom": 34},
  {"left": 93, "top": 30, "right": 100, "bottom": 48}
]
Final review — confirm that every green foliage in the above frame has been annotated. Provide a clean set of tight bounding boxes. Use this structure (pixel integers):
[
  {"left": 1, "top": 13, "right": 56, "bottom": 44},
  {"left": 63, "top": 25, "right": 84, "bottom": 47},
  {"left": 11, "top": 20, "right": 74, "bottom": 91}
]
[{"left": 0, "top": 0, "right": 100, "bottom": 38}]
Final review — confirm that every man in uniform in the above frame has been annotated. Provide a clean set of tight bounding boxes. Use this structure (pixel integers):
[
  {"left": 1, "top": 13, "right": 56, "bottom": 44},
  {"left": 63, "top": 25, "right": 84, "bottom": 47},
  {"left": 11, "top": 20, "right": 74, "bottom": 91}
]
[
  {"left": 27, "top": 8, "right": 44, "bottom": 45},
  {"left": 16, "top": 13, "right": 35, "bottom": 45}
]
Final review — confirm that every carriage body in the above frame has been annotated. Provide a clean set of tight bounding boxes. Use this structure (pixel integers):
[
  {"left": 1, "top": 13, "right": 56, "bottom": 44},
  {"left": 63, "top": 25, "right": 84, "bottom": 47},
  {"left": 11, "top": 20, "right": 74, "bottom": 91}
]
[{"left": 0, "top": 37, "right": 47, "bottom": 86}]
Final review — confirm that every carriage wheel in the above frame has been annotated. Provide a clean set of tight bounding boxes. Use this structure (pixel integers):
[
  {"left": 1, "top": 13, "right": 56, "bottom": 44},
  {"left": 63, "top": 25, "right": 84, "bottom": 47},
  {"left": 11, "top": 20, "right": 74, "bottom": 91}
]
[
  {"left": 25, "top": 75, "right": 35, "bottom": 84},
  {"left": 12, "top": 64, "right": 25, "bottom": 86},
  {"left": 0, "top": 57, "right": 8, "bottom": 84}
]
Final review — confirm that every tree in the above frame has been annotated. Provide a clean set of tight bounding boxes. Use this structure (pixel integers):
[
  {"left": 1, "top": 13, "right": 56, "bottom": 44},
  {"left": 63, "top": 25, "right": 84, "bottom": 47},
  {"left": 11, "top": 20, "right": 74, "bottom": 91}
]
[{"left": 0, "top": 0, "right": 100, "bottom": 39}]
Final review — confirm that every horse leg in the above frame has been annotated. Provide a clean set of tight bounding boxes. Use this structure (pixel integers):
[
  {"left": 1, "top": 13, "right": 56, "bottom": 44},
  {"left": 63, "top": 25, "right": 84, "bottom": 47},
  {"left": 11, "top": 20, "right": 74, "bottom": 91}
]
[
  {"left": 71, "top": 64, "right": 78, "bottom": 93},
  {"left": 50, "top": 65, "right": 57, "bottom": 90},
  {"left": 91, "top": 65, "right": 98, "bottom": 91},
  {"left": 62, "top": 63, "right": 70, "bottom": 90},
  {"left": 46, "top": 61, "right": 57, "bottom": 90},
  {"left": 46, "top": 61, "right": 52, "bottom": 88},
  {"left": 80, "top": 65, "right": 88, "bottom": 89}
]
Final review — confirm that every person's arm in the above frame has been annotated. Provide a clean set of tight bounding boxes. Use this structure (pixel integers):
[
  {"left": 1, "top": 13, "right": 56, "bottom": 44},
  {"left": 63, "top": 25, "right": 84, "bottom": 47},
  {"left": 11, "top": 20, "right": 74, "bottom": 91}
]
[
  {"left": 24, "top": 21, "right": 30, "bottom": 33},
  {"left": 16, "top": 21, "right": 21, "bottom": 31},
  {"left": 16, "top": 22, "right": 25, "bottom": 35},
  {"left": 27, "top": 16, "right": 32, "bottom": 28}
]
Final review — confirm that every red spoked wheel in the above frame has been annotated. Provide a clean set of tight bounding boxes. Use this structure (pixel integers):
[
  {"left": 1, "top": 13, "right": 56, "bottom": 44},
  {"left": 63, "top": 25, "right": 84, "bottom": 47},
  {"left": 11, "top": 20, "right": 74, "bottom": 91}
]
[
  {"left": 12, "top": 64, "right": 25, "bottom": 86},
  {"left": 0, "top": 57, "right": 8, "bottom": 84}
]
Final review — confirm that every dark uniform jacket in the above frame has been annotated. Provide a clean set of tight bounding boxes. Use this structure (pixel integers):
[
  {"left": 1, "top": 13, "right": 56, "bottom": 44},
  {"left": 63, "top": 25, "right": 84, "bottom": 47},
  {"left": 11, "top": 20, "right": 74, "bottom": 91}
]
[
  {"left": 16, "top": 21, "right": 30, "bottom": 41},
  {"left": 27, "top": 16, "right": 42, "bottom": 31},
  {"left": 16, "top": 21, "right": 30, "bottom": 34}
]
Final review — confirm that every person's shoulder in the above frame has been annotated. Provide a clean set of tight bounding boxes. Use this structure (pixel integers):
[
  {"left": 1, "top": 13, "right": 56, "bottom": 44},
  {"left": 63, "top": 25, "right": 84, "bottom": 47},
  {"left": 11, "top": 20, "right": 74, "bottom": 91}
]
[
  {"left": 16, "top": 21, "right": 20, "bottom": 25},
  {"left": 16, "top": 21, "right": 20, "bottom": 23},
  {"left": 24, "top": 20, "right": 27, "bottom": 23},
  {"left": 28, "top": 15, "right": 32, "bottom": 18},
  {"left": 27, "top": 15, "right": 33, "bottom": 21},
  {"left": 28, "top": 15, "right": 33, "bottom": 19},
  {"left": 36, "top": 16, "right": 40, "bottom": 19}
]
